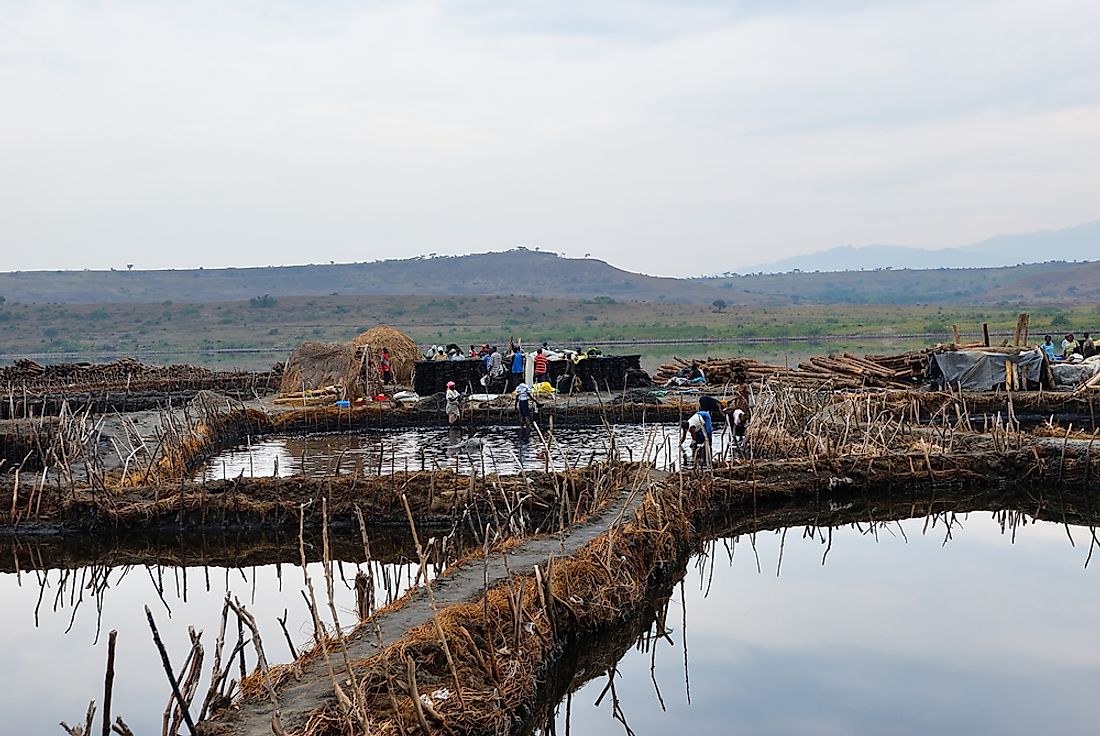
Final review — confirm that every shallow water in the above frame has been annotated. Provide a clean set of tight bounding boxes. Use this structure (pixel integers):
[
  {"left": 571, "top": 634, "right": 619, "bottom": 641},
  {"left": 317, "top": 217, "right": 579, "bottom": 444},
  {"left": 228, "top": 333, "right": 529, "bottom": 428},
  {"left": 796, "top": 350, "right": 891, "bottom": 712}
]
[
  {"left": 0, "top": 530, "right": 455, "bottom": 735},
  {"left": 195, "top": 423, "right": 734, "bottom": 480},
  {"left": 6, "top": 503, "right": 1097, "bottom": 734},
  {"left": 535, "top": 512, "right": 1100, "bottom": 735}
]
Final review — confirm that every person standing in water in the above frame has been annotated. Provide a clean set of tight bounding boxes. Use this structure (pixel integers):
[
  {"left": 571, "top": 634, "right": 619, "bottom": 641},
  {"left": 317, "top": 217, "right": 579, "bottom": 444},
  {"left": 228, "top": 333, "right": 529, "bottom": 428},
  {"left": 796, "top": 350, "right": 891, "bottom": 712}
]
[
  {"left": 515, "top": 381, "right": 536, "bottom": 430},
  {"left": 679, "top": 410, "right": 713, "bottom": 464},
  {"left": 445, "top": 381, "right": 462, "bottom": 425}
]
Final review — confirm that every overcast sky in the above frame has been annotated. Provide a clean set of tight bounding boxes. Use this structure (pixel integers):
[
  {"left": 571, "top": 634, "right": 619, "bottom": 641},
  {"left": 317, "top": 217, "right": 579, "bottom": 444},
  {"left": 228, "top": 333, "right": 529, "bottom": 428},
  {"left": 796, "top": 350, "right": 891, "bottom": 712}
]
[{"left": 3, "top": 0, "right": 1099, "bottom": 276}]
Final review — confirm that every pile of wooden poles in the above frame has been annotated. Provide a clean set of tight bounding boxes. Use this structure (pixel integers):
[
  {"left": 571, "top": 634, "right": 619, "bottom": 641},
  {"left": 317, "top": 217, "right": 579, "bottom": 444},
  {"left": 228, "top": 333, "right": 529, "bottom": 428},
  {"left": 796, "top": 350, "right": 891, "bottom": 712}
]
[
  {"left": 796, "top": 351, "right": 930, "bottom": 388},
  {"left": 0, "top": 358, "right": 279, "bottom": 394},
  {"left": 654, "top": 349, "right": 935, "bottom": 390}
]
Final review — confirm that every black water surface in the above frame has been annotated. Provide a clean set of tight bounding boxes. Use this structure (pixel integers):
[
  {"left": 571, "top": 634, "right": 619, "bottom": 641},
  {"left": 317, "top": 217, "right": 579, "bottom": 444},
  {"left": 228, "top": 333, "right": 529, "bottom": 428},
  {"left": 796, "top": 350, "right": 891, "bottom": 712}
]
[{"left": 195, "top": 423, "right": 731, "bottom": 479}]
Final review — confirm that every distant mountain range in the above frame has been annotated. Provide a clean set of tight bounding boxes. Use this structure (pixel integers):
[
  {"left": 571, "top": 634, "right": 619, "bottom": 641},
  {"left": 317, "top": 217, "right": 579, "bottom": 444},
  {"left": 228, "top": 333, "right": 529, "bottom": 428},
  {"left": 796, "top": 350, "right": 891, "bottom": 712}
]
[{"left": 746, "top": 220, "right": 1100, "bottom": 273}]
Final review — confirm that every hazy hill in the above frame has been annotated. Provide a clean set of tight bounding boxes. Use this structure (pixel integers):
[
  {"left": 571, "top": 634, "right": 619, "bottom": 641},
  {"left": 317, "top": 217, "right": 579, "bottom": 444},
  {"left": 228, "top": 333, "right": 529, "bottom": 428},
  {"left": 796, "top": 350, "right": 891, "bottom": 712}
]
[
  {"left": 0, "top": 250, "right": 708, "bottom": 305},
  {"left": 2, "top": 248, "right": 1099, "bottom": 308},
  {"left": 748, "top": 220, "right": 1100, "bottom": 273}
]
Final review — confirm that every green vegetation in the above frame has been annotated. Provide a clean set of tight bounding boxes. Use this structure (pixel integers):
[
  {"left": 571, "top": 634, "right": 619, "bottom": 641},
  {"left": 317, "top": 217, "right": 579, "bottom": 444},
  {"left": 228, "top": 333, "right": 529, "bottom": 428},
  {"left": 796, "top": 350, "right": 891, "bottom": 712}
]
[
  {"left": 1, "top": 293, "right": 1095, "bottom": 364},
  {"left": 1, "top": 250, "right": 1099, "bottom": 307}
]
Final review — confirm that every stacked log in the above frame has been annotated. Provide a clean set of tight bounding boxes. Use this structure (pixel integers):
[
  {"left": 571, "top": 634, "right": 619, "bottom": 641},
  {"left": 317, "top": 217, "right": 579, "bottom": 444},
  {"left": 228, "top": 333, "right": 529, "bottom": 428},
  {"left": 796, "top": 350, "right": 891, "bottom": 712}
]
[
  {"left": 654, "top": 357, "right": 791, "bottom": 385},
  {"left": 797, "top": 352, "right": 922, "bottom": 388},
  {"left": 655, "top": 349, "right": 937, "bottom": 390},
  {"left": 0, "top": 358, "right": 278, "bottom": 394},
  {"left": 0, "top": 359, "right": 280, "bottom": 419}
]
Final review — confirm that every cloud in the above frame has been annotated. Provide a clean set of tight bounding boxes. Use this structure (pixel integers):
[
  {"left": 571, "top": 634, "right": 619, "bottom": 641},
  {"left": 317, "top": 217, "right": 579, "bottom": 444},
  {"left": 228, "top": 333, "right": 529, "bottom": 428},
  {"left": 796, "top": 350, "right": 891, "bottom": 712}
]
[{"left": 1, "top": 0, "right": 1098, "bottom": 277}]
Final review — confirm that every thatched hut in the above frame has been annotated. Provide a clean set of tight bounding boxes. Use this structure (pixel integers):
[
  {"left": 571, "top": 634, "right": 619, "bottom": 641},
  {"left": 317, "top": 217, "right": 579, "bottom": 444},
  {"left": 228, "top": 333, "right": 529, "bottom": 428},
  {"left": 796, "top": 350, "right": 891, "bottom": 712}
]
[
  {"left": 352, "top": 325, "right": 418, "bottom": 385},
  {"left": 278, "top": 341, "right": 373, "bottom": 401}
]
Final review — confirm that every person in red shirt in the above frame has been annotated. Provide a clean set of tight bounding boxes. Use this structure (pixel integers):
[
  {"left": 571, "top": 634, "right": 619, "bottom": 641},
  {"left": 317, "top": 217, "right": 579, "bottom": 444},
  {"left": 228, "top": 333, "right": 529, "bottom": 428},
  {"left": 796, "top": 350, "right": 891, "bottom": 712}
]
[
  {"left": 379, "top": 347, "right": 393, "bottom": 385},
  {"left": 533, "top": 348, "right": 549, "bottom": 384}
]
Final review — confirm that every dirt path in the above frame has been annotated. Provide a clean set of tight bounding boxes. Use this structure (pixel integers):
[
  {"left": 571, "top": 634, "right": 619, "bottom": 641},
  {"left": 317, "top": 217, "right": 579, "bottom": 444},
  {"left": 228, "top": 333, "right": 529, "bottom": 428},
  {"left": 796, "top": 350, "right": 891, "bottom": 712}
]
[{"left": 207, "top": 474, "right": 657, "bottom": 736}]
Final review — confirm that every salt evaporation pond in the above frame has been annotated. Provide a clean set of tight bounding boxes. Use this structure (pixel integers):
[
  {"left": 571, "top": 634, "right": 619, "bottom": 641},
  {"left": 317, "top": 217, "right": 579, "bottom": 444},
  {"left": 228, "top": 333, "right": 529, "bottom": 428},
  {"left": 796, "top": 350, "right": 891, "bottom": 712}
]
[
  {"left": 534, "top": 514, "right": 1100, "bottom": 736},
  {"left": 195, "top": 423, "right": 731, "bottom": 480},
  {"left": 0, "top": 531, "right": 452, "bottom": 735},
  {"left": 4, "top": 510, "right": 1099, "bottom": 733}
]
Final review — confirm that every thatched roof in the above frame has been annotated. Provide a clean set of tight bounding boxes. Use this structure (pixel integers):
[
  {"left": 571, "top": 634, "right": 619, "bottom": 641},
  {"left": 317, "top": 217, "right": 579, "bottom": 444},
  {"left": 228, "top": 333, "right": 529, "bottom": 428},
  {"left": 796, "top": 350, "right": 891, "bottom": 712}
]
[
  {"left": 279, "top": 341, "right": 369, "bottom": 400},
  {"left": 352, "top": 325, "right": 419, "bottom": 384}
]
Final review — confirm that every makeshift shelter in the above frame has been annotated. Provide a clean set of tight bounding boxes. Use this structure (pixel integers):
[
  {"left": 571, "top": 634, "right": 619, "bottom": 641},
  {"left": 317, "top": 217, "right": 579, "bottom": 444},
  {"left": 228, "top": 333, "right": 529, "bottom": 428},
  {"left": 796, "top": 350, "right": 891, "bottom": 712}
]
[
  {"left": 278, "top": 341, "right": 373, "bottom": 401},
  {"left": 352, "top": 325, "right": 418, "bottom": 385},
  {"left": 928, "top": 348, "right": 1046, "bottom": 391}
]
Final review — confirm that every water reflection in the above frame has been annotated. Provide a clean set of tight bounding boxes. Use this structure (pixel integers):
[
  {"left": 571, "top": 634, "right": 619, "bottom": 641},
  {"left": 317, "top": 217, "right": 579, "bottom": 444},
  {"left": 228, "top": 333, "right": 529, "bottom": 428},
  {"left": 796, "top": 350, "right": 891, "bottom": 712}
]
[
  {"left": 196, "top": 423, "right": 733, "bottom": 480},
  {"left": 532, "top": 511, "right": 1100, "bottom": 736},
  {"left": 0, "top": 528, "right": 465, "bottom": 734}
]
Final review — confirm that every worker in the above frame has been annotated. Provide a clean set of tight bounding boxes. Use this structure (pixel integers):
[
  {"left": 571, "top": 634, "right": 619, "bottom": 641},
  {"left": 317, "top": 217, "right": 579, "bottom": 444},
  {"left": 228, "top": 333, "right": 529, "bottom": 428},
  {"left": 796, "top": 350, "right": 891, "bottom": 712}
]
[
  {"left": 379, "top": 347, "right": 393, "bottom": 385},
  {"left": 1061, "top": 334, "right": 1079, "bottom": 359},
  {"left": 487, "top": 347, "right": 505, "bottom": 388},
  {"left": 445, "top": 381, "right": 462, "bottom": 425},
  {"left": 1082, "top": 332, "right": 1095, "bottom": 358},
  {"left": 533, "top": 348, "right": 549, "bottom": 385},
  {"left": 515, "top": 381, "right": 536, "bottom": 429},
  {"left": 509, "top": 346, "right": 525, "bottom": 391},
  {"left": 698, "top": 395, "right": 728, "bottom": 419},
  {"left": 730, "top": 405, "right": 750, "bottom": 453},
  {"left": 1041, "top": 335, "right": 1057, "bottom": 361},
  {"left": 679, "top": 410, "right": 713, "bottom": 463}
]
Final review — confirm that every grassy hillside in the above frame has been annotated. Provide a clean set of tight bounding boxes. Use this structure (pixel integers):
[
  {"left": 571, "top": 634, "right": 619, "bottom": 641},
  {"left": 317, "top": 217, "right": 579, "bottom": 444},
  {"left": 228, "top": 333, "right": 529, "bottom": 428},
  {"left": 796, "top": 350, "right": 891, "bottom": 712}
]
[
  {"left": 1, "top": 249, "right": 1098, "bottom": 307},
  {"left": 1, "top": 293, "right": 1096, "bottom": 362}
]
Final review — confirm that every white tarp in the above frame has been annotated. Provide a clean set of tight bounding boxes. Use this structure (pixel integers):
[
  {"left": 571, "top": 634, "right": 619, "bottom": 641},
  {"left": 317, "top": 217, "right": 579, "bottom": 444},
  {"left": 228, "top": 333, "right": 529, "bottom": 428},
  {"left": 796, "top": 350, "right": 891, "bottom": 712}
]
[{"left": 1051, "top": 357, "right": 1100, "bottom": 387}]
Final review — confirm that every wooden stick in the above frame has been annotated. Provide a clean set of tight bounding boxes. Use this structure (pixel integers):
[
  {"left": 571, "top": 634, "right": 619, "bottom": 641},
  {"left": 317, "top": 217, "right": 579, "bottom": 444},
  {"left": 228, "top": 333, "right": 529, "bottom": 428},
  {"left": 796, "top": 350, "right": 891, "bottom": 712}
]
[
  {"left": 405, "top": 656, "right": 433, "bottom": 735},
  {"left": 144, "top": 605, "right": 197, "bottom": 736},
  {"left": 101, "top": 630, "right": 117, "bottom": 736}
]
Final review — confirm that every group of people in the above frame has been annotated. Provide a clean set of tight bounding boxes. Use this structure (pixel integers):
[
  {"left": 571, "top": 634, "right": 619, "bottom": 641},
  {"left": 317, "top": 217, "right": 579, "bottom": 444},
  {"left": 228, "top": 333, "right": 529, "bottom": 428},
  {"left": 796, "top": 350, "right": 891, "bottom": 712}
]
[
  {"left": 445, "top": 375, "right": 541, "bottom": 429},
  {"left": 1041, "top": 332, "right": 1096, "bottom": 362},
  {"left": 432, "top": 341, "right": 555, "bottom": 392},
  {"left": 679, "top": 392, "right": 750, "bottom": 465},
  {"left": 443, "top": 341, "right": 553, "bottom": 429}
]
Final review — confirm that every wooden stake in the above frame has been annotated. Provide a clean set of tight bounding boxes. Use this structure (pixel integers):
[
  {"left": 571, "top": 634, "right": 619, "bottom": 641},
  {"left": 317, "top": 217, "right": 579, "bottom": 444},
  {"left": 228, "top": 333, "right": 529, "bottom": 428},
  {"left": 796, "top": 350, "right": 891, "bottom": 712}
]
[
  {"left": 144, "top": 605, "right": 197, "bottom": 736},
  {"left": 101, "top": 630, "right": 117, "bottom": 736}
]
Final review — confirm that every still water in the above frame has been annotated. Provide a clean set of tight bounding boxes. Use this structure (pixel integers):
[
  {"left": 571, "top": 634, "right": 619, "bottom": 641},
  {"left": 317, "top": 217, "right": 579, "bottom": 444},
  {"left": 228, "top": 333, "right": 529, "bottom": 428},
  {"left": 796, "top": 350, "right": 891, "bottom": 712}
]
[
  {"left": 0, "top": 532, "right": 447, "bottom": 735},
  {"left": 195, "top": 423, "right": 734, "bottom": 480},
  {"left": 538, "top": 513, "right": 1100, "bottom": 735},
  {"left": 3, "top": 509, "right": 1097, "bottom": 734}
]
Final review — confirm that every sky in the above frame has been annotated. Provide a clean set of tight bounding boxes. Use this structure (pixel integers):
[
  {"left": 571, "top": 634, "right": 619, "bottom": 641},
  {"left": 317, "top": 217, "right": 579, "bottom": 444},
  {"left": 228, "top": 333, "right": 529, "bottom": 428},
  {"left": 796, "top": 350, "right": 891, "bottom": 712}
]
[{"left": 2, "top": 0, "right": 1099, "bottom": 277}]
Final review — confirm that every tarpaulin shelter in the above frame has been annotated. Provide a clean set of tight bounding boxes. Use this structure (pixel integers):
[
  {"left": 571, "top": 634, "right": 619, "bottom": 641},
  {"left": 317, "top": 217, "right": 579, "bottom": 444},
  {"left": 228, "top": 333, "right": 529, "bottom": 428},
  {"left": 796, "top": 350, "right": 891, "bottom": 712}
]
[{"left": 928, "top": 348, "right": 1046, "bottom": 391}]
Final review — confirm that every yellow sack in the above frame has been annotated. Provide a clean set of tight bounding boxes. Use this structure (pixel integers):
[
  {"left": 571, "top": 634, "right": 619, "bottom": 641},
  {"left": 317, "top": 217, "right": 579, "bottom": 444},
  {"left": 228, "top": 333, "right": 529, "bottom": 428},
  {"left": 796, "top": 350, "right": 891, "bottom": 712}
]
[{"left": 533, "top": 381, "right": 555, "bottom": 395}]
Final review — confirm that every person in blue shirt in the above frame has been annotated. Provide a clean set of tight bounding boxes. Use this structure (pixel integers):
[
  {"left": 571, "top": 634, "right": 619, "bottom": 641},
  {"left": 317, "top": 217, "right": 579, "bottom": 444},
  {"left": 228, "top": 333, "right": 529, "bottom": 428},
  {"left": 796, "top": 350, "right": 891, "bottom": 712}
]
[
  {"left": 509, "top": 347, "right": 525, "bottom": 391},
  {"left": 1041, "top": 335, "right": 1057, "bottom": 361}
]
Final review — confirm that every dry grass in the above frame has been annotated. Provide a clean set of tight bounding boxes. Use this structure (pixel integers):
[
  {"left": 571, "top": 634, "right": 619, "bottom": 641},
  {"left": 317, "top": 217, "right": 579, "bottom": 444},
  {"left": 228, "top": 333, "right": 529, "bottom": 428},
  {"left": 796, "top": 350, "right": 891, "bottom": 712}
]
[
  {"left": 279, "top": 341, "right": 368, "bottom": 401},
  {"left": 352, "top": 325, "right": 419, "bottom": 385}
]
